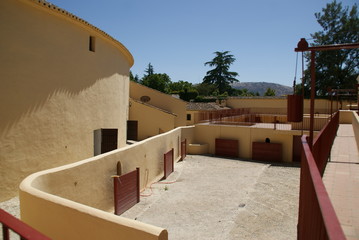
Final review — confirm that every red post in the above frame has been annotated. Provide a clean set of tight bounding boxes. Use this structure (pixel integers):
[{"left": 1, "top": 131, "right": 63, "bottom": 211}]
[
  {"left": 330, "top": 91, "right": 333, "bottom": 119},
  {"left": 113, "top": 176, "right": 119, "bottom": 215},
  {"left": 309, "top": 51, "right": 316, "bottom": 149},
  {"left": 136, "top": 167, "right": 140, "bottom": 203},
  {"left": 3, "top": 225, "right": 9, "bottom": 240}
]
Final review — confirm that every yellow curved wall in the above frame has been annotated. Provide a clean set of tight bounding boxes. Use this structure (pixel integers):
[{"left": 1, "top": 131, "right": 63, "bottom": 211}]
[
  {"left": 0, "top": 0, "right": 133, "bottom": 201},
  {"left": 130, "top": 81, "right": 187, "bottom": 127},
  {"left": 129, "top": 100, "right": 176, "bottom": 140},
  {"left": 20, "top": 126, "right": 194, "bottom": 240}
]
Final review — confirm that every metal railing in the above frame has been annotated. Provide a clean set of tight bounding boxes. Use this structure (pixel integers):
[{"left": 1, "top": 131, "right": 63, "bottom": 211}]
[
  {"left": 312, "top": 112, "right": 339, "bottom": 176},
  {"left": 195, "top": 108, "right": 332, "bottom": 131},
  {"left": 297, "top": 111, "right": 345, "bottom": 240},
  {"left": 195, "top": 108, "right": 250, "bottom": 123},
  {"left": 1, "top": 208, "right": 50, "bottom": 240}
]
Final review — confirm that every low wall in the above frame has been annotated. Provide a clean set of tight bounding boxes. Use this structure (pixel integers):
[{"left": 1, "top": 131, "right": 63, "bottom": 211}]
[
  {"left": 351, "top": 111, "right": 359, "bottom": 151},
  {"left": 339, "top": 110, "right": 353, "bottom": 124},
  {"left": 20, "top": 126, "right": 195, "bottom": 240},
  {"left": 226, "top": 98, "right": 352, "bottom": 114},
  {"left": 188, "top": 143, "right": 209, "bottom": 155},
  {"left": 193, "top": 124, "right": 304, "bottom": 162}
]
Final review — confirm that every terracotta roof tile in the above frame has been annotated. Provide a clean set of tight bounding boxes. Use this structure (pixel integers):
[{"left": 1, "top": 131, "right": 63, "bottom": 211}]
[{"left": 187, "top": 102, "right": 229, "bottom": 111}]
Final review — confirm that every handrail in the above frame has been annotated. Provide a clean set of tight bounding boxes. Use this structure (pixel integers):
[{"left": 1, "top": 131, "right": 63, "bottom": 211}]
[
  {"left": 312, "top": 111, "right": 339, "bottom": 175},
  {"left": 0, "top": 208, "right": 50, "bottom": 240},
  {"left": 298, "top": 135, "right": 345, "bottom": 239}
]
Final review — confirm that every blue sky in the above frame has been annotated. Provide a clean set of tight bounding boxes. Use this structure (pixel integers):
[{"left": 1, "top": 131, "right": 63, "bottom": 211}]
[{"left": 50, "top": 0, "right": 357, "bottom": 86}]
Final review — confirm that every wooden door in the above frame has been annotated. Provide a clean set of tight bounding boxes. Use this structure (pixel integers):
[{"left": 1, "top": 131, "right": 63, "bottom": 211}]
[
  {"left": 127, "top": 120, "right": 138, "bottom": 141},
  {"left": 101, "top": 129, "right": 118, "bottom": 154}
]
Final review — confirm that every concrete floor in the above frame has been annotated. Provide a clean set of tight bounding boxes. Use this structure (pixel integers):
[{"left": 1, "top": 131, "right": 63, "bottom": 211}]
[
  {"left": 0, "top": 155, "right": 300, "bottom": 240},
  {"left": 323, "top": 124, "right": 359, "bottom": 240},
  {"left": 122, "top": 155, "right": 300, "bottom": 240}
]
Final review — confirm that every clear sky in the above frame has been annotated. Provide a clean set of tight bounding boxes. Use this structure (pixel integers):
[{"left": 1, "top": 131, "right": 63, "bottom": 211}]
[{"left": 50, "top": 0, "right": 357, "bottom": 87}]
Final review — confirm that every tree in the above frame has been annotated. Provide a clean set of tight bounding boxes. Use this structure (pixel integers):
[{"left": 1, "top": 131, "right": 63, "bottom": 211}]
[
  {"left": 179, "top": 89, "right": 199, "bottom": 101},
  {"left": 203, "top": 51, "right": 239, "bottom": 94},
  {"left": 144, "top": 63, "right": 154, "bottom": 77},
  {"left": 194, "top": 83, "right": 217, "bottom": 96},
  {"left": 264, "top": 88, "right": 276, "bottom": 96},
  {"left": 130, "top": 71, "right": 140, "bottom": 82},
  {"left": 141, "top": 73, "right": 171, "bottom": 93},
  {"left": 303, "top": 1, "right": 359, "bottom": 95},
  {"left": 168, "top": 80, "right": 193, "bottom": 93}
]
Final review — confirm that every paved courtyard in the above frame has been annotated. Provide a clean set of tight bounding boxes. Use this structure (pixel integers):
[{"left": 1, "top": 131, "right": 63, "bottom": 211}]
[
  {"left": 1, "top": 155, "right": 300, "bottom": 240},
  {"left": 122, "top": 155, "right": 300, "bottom": 240}
]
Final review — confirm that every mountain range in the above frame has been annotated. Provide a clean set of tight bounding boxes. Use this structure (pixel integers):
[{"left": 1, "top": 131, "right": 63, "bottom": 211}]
[{"left": 231, "top": 82, "right": 293, "bottom": 96}]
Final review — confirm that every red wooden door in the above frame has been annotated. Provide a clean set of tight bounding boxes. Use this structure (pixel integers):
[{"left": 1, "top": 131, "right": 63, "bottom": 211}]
[{"left": 215, "top": 139, "right": 239, "bottom": 158}]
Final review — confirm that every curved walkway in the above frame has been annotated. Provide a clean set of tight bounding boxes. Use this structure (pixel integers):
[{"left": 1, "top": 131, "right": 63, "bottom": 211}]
[{"left": 323, "top": 124, "right": 359, "bottom": 240}]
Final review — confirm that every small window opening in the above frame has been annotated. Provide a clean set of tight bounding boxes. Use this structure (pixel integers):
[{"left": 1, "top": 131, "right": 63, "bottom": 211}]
[
  {"left": 187, "top": 114, "right": 191, "bottom": 121},
  {"left": 89, "top": 36, "right": 95, "bottom": 52}
]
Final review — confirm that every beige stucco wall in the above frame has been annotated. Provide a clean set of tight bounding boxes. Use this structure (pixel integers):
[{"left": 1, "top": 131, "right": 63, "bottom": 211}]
[
  {"left": 226, "top": 98, "right": 351, "bottom": 114},
  {"left": 186, "top": 111, "right": 197, "bottom": 125},
  {"left": 130, "top": 81, "right": 187, "bottom": 127},
  {"left": 226, "top": 98, "right": 287, "bottom": 113},
  {"left": 129, "top": 100, "right": 176, "bottom": 140},
  {"left": 20, "top": 126, "right": 194, "bottom": 240},
  {"left": 192, "top": 124, "right": 304, "bottom": 162},
  {"left": 0, "top": 0, "right": 133, "bottom": 201}
]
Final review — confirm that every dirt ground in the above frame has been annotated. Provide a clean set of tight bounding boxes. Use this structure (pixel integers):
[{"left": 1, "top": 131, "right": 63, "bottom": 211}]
[
  {"left": 122, "top": 155, "right": 300, "bottom": 240},
  {"left": 1, "top": 155, "right": 300, "bottom": 240}
]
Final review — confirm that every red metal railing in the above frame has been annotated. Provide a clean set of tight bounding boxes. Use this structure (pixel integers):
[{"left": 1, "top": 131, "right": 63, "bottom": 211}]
[
  {"left": 0, "top": 208, "right": 50, "bottom": 240},
  {"left": 312, "top": 112, "right": 339, "bottom": 176},
  {"left": 195, "top": 108, "right": 250, "bottom": 123},
  {"left": 297, "top": 111, "right": 345, "bottom": 239}
]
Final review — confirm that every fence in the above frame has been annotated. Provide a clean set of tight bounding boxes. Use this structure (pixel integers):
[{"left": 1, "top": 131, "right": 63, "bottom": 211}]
[
  {"left": 195, "top": 108, "right": 331, "bottom": 131},
  {"left": 312, "top": 112, "right": 339, "bottom": 175},
  {"left": 195, "top": 108, "right": 250, "bottom": 123},
  {"left": 0, "top": 208, "right": 50, "bottom": 240},
  {"left": 297, "top": 111, "right": 345, "bottom": 240}
]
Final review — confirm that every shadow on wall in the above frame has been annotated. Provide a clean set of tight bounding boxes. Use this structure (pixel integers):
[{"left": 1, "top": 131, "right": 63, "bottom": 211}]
[{"left": 0, "top": 0, "right": 131, "bottom": 138}]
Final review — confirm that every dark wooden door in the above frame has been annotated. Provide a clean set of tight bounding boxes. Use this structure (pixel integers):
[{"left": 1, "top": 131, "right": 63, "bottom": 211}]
[
  {"left": 127, "top": 120, "right": 138, "bottom": 141},
  {"left": 101, "top": 129, "right": 118, "bottom": 154}
]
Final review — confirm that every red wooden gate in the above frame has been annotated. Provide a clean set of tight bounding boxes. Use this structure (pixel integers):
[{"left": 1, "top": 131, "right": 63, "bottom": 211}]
[
  {"left": 163, "top": 148, "right": 174, "bottom": 179},
  {"left": 252, "top": 142, "right": 282, "bottom": 162},
  {"left": 215, "top": 139, "right": 239, "bottom": 158},
  {"left": 113, "top": 168, "right": 140, "bottom": 215}
]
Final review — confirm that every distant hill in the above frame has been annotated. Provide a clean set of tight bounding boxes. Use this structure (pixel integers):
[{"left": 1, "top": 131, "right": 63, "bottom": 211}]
[{"left": 231, "top": 82, "right": 293, "bottom": 96}]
